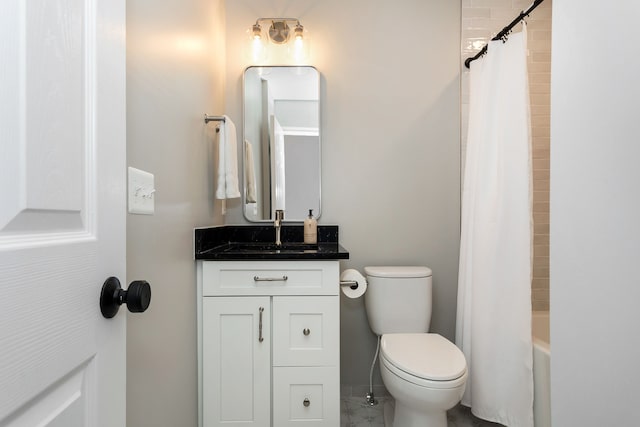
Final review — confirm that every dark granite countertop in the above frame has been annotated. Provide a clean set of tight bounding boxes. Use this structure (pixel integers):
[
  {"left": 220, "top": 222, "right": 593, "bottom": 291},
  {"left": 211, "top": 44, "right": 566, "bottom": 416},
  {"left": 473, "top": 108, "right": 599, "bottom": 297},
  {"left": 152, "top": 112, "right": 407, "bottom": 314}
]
[{"left": 194, "top": 225, "right": 349, "bottom": 260}]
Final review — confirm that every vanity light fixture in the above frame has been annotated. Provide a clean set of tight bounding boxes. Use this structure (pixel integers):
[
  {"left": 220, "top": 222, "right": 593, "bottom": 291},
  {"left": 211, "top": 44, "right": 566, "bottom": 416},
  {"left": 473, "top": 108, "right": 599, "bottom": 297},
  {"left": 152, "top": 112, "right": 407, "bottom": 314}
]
[{"left": 248, "top": 18, "right": 310, "bottom": 64}]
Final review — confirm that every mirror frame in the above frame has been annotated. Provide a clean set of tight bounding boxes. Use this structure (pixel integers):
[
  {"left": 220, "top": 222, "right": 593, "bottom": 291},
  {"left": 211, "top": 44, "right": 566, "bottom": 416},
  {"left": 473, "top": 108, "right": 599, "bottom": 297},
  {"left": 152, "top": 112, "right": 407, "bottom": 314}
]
[{"left": 242, "top": 65, "right": 322, "bottom": 223}]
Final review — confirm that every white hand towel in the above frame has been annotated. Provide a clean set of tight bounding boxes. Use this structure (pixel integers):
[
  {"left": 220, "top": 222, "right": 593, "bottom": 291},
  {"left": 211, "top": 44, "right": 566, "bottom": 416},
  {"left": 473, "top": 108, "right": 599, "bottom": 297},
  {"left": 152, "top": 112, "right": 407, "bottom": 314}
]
[
  {"left": 215, "top": 116, "right": 241, "bottom": 207},
  {"left": 244, "top": 139, "right": 257, "bottom": 204}
]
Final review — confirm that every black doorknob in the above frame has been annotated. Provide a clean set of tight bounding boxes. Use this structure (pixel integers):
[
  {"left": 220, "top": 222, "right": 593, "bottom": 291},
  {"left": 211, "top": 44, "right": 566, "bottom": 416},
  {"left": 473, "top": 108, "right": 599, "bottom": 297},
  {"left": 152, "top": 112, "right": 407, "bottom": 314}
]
[{"left": 100, "top": 277, "right": 151, "bottom": 319}]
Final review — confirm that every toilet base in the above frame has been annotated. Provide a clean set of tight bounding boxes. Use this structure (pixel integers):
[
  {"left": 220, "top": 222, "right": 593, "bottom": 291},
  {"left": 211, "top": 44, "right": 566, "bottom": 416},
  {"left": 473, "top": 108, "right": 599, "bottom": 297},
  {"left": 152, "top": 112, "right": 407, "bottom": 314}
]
[
  {"left": 380, "top": 353, "right": 466, "bottom": 427},
  {"left": 383, "top": 397, "right": 447, "bottom": 427},
  {"left": 395, "top": 400, "right": 447, "bottom": 427},
  {"left": 383, "top": 399, "right": 394, "bottom": 427}
]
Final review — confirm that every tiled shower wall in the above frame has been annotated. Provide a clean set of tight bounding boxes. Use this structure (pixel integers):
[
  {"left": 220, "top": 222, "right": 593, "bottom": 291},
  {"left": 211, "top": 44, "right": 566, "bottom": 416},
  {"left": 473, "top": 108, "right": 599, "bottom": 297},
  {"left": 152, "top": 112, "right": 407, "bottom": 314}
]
[{"left": 461, "top": 0, "right": 552, "bottom": 311}]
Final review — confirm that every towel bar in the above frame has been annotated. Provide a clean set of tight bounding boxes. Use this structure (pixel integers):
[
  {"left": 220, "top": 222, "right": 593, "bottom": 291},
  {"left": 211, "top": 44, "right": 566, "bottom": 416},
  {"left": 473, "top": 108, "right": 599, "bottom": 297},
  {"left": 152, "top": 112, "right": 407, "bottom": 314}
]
[
  {"left": 204, "top": 114, "right": 225, "bottom": 124},
  {"left": 204, "top": 114, "right": 225, "bottom": 133}
]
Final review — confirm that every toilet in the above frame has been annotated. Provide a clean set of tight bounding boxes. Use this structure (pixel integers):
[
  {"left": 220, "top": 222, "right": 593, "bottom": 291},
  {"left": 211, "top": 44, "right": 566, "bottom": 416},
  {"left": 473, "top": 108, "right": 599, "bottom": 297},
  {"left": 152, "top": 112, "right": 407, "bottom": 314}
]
[{"left": 364, "top": 266, "right": 467, "bottom": 427}]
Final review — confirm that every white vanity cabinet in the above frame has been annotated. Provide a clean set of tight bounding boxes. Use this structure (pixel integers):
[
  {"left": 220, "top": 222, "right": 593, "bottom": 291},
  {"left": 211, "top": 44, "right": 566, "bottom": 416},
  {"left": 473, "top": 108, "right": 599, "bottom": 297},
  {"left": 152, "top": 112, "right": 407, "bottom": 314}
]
[{"left": 198, "top": 260, "right": 341, "bottom": 427}]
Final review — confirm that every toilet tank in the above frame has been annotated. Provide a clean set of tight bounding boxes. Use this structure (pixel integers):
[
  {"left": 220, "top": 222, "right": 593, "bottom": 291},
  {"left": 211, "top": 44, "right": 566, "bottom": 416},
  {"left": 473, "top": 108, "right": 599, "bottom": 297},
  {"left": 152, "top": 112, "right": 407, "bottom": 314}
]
[{"left": 364, "top": 266, "right": 432, "bottom": 335}]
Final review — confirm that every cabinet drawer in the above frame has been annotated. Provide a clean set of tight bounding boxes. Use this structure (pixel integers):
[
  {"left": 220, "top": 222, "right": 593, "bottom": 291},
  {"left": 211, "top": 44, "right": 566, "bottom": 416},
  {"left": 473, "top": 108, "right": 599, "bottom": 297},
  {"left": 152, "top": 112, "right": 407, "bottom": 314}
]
[
  {"left": 273, "top": 367, "right": 339, "bottom": 427},
  {"left": 201, "top": 261, "right": 339, "bottom": 296},
  {"left": 272, "top": 296, "right": 339, "bottom": 367}
]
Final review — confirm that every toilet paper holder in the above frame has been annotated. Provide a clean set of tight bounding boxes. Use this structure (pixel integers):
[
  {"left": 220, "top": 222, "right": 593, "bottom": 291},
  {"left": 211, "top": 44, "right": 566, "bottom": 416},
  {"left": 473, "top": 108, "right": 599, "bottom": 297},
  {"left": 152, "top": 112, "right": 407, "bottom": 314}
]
[{"left": 340, "top": 280, "right": 359, "bottom": 290}]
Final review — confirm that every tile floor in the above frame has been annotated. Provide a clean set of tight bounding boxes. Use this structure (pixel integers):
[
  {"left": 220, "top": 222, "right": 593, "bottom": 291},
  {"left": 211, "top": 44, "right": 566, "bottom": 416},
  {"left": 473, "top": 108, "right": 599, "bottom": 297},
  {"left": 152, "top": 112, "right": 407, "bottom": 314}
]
[{"left": 341, "top": 396, "right": 504, "bottom": 427}]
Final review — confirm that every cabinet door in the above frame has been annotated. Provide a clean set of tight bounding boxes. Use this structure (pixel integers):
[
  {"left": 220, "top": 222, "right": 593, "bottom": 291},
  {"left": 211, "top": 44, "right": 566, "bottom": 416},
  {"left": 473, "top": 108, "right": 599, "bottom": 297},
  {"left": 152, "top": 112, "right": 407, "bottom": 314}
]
[
  {"left": 273, "top": 296, "right": 339, "bottom": 367},
  {"left": 203, "top": 297, "right": 270, "bottom": 427}
]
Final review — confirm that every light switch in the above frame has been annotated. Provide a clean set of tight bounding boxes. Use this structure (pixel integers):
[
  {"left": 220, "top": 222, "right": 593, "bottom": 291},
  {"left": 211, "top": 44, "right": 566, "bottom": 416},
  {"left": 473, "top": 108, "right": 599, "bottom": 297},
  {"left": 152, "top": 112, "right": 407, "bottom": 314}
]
[{"left": 128, "top": 167, "right": 155, "bottom": 215}]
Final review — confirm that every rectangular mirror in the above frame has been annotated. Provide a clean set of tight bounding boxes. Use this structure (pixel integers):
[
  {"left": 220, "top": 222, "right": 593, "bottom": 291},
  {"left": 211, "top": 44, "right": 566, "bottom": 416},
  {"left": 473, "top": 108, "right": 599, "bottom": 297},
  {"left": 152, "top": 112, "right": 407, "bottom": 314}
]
[{"left": 243, "top": 66, "right": 321, "bottom": 222}]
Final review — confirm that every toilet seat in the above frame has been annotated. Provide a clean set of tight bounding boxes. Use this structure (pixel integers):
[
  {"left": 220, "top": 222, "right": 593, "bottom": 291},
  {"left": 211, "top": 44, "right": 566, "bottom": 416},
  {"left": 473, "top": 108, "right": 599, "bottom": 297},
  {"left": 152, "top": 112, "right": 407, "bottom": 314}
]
[{"left": 381, "top": 333, "right": 467, "bottom": 389}]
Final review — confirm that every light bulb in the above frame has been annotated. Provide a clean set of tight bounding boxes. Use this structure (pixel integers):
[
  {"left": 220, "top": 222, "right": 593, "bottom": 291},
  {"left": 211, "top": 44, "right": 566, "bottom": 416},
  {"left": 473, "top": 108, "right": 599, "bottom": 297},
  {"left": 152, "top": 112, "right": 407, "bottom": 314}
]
[
  {"left": 252, "top": 36, "right": 265, "bottom": 61},
  {"left": 246, "top": 24, "right": 267, "bottom": 63},
  {"left": 293, "top": 38, "right": 305, "bottom": 61},
  {"left": 288, "top": 24, "right": 310, "bottom": 63}
]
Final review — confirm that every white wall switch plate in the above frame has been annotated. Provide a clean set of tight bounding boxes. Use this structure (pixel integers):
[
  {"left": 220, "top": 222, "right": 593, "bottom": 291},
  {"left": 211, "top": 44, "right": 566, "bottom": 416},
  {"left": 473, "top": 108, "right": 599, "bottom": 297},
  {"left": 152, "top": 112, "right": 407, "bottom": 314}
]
[{"left": 128, "top": 167, "right": 155, "bottom": 215}]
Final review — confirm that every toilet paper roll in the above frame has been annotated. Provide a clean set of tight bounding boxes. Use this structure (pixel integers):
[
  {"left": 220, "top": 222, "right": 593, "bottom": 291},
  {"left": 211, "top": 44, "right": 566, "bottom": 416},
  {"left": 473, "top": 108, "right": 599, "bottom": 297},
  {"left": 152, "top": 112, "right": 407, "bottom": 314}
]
[{"left": 340, "top": 269, "right": 367, "bottom": 299}]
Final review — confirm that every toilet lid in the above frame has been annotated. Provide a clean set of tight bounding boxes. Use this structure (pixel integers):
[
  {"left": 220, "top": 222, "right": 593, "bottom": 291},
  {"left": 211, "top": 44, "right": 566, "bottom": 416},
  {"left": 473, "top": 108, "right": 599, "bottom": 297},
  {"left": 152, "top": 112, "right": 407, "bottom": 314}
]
[{"left": 381, "top": 333, "right": 466, "bottom": 381}]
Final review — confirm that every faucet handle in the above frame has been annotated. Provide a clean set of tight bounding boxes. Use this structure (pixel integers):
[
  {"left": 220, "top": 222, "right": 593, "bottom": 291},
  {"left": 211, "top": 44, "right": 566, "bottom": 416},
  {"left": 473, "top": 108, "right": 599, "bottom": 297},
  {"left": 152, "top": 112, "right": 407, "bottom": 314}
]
[{"left": 275, "top": 210, "right": 284, "bottom": 221}]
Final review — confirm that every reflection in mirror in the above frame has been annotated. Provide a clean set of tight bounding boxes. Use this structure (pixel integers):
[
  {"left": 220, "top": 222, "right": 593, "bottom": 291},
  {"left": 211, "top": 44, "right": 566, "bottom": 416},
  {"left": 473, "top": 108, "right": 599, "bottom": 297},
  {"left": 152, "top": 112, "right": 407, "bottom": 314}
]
[{"left": 243, "top": 66, "right": 321, "bottom": 222}]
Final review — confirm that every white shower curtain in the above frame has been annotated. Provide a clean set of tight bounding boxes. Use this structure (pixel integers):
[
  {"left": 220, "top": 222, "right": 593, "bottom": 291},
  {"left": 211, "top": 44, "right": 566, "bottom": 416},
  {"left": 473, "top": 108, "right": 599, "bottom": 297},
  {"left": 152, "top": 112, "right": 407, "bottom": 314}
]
[{"left": 456, "top": 27, "right": 534, "bottom": 427}]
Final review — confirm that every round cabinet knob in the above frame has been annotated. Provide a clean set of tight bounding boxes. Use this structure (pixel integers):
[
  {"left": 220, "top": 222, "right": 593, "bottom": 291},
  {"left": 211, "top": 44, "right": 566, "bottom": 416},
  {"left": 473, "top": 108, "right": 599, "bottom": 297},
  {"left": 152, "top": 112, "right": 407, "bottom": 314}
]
[
  {"left": 303, "top": 328, "right": 311, "bottom": 336},
  {"left": 100, "top": 277, "right": 151, "bottom": 319},
  {"left": 303, "top": 398, "right": 310, "bottom": 407}
]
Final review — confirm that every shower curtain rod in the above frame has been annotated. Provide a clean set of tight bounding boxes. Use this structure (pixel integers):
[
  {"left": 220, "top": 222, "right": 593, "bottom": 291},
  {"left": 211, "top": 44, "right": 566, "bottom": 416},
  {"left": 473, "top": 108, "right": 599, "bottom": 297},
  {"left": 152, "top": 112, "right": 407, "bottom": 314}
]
[{"left": 464, "top": 0, "right": 545, "bottom": 69}]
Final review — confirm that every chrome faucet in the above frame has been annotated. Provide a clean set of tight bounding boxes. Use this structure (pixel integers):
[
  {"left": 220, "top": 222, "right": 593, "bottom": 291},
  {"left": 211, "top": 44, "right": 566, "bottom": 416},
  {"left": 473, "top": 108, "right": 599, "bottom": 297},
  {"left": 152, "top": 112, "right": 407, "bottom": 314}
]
[{"left": 274, "top": 210, "right": 284, "bottom": 246}]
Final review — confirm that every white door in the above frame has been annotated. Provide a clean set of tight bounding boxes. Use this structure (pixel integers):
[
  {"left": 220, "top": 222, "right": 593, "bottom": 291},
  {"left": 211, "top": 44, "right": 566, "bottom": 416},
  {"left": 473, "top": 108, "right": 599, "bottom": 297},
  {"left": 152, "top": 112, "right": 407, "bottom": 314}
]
[{"left": 0, "top": 0, "right": 127, "bottom": 425}]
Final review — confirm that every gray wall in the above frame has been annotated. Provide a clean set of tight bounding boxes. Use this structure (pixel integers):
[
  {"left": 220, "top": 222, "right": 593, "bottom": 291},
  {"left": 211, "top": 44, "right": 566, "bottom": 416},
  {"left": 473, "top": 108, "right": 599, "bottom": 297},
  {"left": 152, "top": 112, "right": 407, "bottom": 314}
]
[
  {"left": 223, "top": 0, "right": 461, "bottom": 390},
  {"left": 550, "top": 0, "right": 640, "bottom": 425},
  {"left": 125, "top": 0, "right": 225, "bottom": 425}
]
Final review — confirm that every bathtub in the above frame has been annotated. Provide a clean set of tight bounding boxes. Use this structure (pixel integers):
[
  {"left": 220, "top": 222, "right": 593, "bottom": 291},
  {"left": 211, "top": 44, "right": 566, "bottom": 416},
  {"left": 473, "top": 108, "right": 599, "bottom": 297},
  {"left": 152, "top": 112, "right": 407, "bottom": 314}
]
[{"left": 532, "top": 311, "right": 551, "bottom": 427}]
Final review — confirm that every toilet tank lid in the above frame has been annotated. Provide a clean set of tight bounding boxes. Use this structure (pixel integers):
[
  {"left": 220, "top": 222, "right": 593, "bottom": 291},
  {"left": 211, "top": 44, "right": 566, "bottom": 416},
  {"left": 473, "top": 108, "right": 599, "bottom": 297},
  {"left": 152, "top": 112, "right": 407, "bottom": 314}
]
[{"left": 364, "top": 266, "right": 432, "bottom": 278}]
